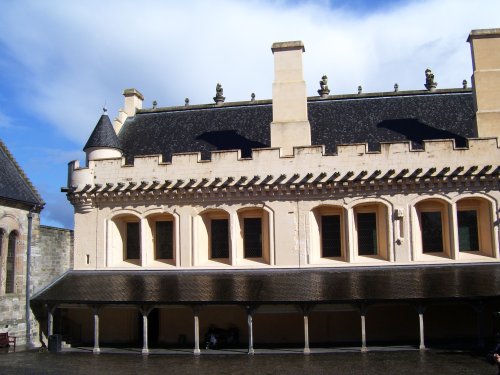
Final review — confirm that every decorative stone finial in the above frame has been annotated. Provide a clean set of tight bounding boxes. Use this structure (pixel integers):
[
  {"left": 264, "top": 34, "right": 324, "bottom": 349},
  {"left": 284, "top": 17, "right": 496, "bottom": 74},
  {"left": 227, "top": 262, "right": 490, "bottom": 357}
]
[
  {"left": 424, "top": 68, "right": 437, "bottom": 91},
  {"left": 462, "top": 79, "right": 468, "bottom": 89},
  {"left": 213, "top": 83, "right": 225, "bottom": 105},
  {"left": 394, "top": 83, "right": 399, "bottom": 92},
  {"left": 185, "top": 98, "right": 190, "bottom": 107},
  {"left": 317, "top": 75, "right": 330, "bottom": 98},
  {"left": 152, "top": 100, "right": 157, "bottom": 109},
  {"left": 251, "top": 93, "right": 255, "bottom": 102},
  {"left": 357, "top": 85, "right": 362, "bottom": 94}
]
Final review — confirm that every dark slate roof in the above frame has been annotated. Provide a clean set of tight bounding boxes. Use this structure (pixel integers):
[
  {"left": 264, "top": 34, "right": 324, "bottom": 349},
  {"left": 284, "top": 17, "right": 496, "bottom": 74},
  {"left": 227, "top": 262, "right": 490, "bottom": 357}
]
[
  {"left": 83, "top": 114, "right": 121, "bottom": 151},
  {"left": 0, "top": 139, "right": 44, "bottom": 207},
  {"left": 31, "top": 264, "right": 500, "bottom": 305},
  {"left": 119, "top": 90, "right": 475, "bottom": 162}
]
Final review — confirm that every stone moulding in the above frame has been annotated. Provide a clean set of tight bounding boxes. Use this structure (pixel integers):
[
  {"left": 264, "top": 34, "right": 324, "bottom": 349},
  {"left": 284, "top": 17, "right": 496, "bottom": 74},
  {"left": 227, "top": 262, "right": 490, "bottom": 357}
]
[
  {"left": 67, "top": 138, "right": 500, "bottom": 196},
  {"left": 66, "top": 167, "right": 499, "bottom": 207}
]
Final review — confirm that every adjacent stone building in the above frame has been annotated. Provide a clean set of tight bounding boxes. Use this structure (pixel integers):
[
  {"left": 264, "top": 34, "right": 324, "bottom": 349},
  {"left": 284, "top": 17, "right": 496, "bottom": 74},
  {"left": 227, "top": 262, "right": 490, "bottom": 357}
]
[
  {"left": 0, "top": 138, "right": 73, "bottom": 348},
  {"left": 32, "top": 28, "right": 500, "bottom": 354}
]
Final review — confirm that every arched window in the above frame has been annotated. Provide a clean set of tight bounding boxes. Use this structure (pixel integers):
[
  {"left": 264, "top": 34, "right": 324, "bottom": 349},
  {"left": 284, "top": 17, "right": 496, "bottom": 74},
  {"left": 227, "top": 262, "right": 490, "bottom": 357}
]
[
  {"left": 237, "top": 208, "right": 271, "bottom": 264},
  {"left": 353, "top": 203, "right": 389, "bottom": 260},
  {"left": 109, "top": 214, "right": 141, "bottom": 266},
  {"left": 310, "top": 205, "right": 346, "bottom": 262},
  {"left": 414, "top": 198, "right": 451, "bottom": 258},
  {"left": 196, "top": 209, "right": 231, "bottom": 265},
  {"left": 5, "top": 231, "right": 17, "bottom": 294},
  {"left": 146, "top": 213, "right": 176, "bottom": 266},
  {"left": 456, "top": 197, "right": 494, "bottom": 257}
]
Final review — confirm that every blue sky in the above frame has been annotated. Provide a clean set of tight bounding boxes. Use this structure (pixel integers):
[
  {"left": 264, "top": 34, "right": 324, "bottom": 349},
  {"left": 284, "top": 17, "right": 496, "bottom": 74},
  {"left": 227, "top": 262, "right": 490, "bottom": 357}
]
[{"left": 0, "top": 0, "right": 498, "bottom": 229}]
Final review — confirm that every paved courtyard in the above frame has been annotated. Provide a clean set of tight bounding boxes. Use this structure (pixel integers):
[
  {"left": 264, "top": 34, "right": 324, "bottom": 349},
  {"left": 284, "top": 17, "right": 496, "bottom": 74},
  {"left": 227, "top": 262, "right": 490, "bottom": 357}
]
[{"left": 0, "top": 348, "right": 497, "bottom": 375}]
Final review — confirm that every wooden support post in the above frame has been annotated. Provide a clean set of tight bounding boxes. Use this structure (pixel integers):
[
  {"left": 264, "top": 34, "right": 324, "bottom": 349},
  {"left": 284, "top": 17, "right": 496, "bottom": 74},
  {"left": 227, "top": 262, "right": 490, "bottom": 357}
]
[
  {"left": 92, "top": 305, "right": 102, "bottom": 354},
  {"left": 140, "top": 306, "right": 154, "bottom": 355},
  {"left": 300, "top": 304, "right": 313, "bottom": 355},
  {"left": 417, "top": 304, "right": 427, "bottom": 350},
  {"left": 47, "top": 305, "right": 55, "bottom": 337},
  {"left": 359, "top": 304, "right": 368, "bottom": 352},
  {"left": 247, "top": 306, "right": 256, "bottom": 355},
  {"left": 303, "top": 314, "right": 310, "bottom": 355},
  {"left": 193, "top": 306, "right": 201, "bottom": 355}
]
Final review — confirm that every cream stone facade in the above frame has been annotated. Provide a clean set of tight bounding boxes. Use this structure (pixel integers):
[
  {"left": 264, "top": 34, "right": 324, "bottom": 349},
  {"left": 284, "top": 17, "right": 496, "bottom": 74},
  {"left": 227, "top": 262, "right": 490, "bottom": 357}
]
[
  {"left": 468, "top": 28, "right": 500, "bottom": 138},
  {"left": 32, "top": 28, "right": 500, "bottom": 355},
  {"left": 68, "top": 137, "right": 500, "bottom": 270}
]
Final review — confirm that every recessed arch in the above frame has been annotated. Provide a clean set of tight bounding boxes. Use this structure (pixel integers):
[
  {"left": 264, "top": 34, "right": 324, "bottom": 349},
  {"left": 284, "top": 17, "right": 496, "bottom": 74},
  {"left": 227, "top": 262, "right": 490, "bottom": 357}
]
[
  {"left": 352, "top": 201, "right": 390, "bottom": 261},
  {"left": 412, "top": 198, "right": 452, "bottom": 259},
  {"left": 109, "top": 212, "right": 142, "bottom": 266},
  {"left": 455, "top": 196, "right": 495, "bottom": 257},
  {"left": 310, "top": 204, "right": 347, "bottom": 263},
  {"left": 0, "top": 213, "right": 21, "bottom": 235},
  {"left": 196, "top": 209, "right": 231, "bottom": 265},
  {"left": 145, "top": 211, "right": 177, "bottom": 265},
  {"left": 236, "top": 206, "right": 271, "bottom": 265}
]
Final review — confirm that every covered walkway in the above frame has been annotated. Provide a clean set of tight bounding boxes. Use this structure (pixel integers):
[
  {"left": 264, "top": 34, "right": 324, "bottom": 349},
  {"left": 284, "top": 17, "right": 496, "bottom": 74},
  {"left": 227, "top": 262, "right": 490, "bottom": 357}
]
[{"left": 31, "top": 263, "right": 500, "bottom": 355}]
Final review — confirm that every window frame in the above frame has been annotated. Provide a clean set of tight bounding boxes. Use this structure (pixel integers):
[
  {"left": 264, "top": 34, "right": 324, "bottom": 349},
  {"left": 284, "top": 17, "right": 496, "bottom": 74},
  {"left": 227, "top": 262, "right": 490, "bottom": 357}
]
[
  {"left": 5, "top": 231, "right": 17, "bottom": 294},
  {"left": 320, "top": 214, "right": 342, "bottom": 258},
  {"left": 154, "top": 220, "right": 174, "bottom": 260},
  {"left": 210, "top": 218, "right": 229, "bottom": 259},
  {"left": 419, "top": 210, "right": 444, "bottom": 253},
  {"left": 125, "top": 221, "right": 141, "bottom": 260}
]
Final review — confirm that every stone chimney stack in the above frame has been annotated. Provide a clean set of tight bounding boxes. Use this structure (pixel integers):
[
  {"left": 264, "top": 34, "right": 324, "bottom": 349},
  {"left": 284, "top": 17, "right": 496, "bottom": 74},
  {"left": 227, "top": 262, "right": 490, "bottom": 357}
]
[
  {"left": 467, "top": 28, "right": 500, "bottom": 139},
  {"left": 270, "top": 41, "right": 311, "bottom": 156},
  {"left": 113, "top": 88, "right": 144, "bottom": 134}
]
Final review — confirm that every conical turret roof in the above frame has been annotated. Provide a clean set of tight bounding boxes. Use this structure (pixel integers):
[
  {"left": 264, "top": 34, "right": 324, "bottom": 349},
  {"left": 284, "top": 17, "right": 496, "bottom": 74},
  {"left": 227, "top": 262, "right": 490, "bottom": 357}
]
[{"left": 83, "top": 113, "right": 121, "bottom": 151}]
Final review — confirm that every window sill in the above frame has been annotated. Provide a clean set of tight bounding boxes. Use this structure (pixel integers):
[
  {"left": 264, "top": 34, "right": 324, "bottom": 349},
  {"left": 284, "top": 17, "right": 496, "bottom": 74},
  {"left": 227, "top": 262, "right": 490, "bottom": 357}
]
[
  {"left": 354, "top": 255, "right": 389, "bottom": 263},
  {"left": 458, "top": 251, "right": 495, "bottom": 260},
  {"left": 415, "top": 252, "right": 451, "bottom": 261}
]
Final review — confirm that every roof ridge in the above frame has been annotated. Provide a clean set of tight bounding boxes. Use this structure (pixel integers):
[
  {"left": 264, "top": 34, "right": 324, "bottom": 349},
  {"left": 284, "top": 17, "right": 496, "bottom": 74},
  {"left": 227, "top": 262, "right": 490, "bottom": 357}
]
[
  {"left": 0, "top": 138, "right": 44, "bottom": 207},
  {"left": 136, "top": 88, "right": 472, "bottom": 115}
]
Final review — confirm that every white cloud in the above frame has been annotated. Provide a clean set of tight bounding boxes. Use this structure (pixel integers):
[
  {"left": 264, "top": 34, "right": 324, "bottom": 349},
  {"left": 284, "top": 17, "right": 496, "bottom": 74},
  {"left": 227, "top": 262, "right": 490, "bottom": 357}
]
[
  {"left": 0, "top": 0, "right": 498, "bottom": 228},
  {"left": 1, "top": 0, "right": 498, "bottom": 145},
  {"left": 0, "top": 110, "right": 13, "bottom": 129}
]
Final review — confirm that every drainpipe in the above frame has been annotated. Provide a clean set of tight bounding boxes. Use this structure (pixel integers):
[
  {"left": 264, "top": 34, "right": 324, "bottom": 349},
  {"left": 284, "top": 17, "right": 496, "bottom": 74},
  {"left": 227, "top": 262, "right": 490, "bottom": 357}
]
[{"left": 25, "top": 206, "right": 36, "bottom": 348}]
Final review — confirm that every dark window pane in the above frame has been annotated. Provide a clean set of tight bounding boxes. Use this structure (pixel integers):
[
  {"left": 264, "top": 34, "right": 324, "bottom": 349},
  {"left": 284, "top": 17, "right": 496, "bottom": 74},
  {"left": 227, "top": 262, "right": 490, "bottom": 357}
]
[
  {"left": 126, "top": 222, "right": 140, "bottom": 259},
  {"left": 244, "top": 218, "right": 262, "bottom": 258},
  {"left": 6, "top": 232, "right": 16, "bottom": 293},
  {"left": 322, "top": 215, "right": 341, "bottom": 257},
  {"left": 211, "top": 219, "right": 229, "bottom": 259},
  {"left": 0, "top": 230, "right": 3, "bottom": 256},
  {"left": 156, "top": 221, "right": 173, "bottom": 259},
  {"left": 458, "top": 210, "right": 479, "bottom": 251},
  {"left": 357, "top": 212, "right": 377, "bottom": 255},
  {"left": 421, "top": 211, "right": 443, "bottom": 253}
]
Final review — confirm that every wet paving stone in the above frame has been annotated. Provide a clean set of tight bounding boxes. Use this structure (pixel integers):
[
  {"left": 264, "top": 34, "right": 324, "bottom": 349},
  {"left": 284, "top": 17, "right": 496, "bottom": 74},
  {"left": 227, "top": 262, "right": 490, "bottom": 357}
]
[{"left": 0, "top": 349, "right": 496, "bottom": 375}]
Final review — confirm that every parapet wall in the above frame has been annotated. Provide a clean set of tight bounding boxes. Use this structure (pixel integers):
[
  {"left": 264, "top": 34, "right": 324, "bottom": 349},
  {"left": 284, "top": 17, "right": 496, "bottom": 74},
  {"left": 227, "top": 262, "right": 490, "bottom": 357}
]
[{"left": 68, "top": 138, "right": 500, "bottom": 190}]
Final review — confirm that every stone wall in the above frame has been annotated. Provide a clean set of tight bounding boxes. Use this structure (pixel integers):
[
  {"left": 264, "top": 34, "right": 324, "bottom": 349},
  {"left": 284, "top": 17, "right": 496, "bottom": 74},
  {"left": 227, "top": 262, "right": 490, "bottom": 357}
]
[
  {"left": 31, "top": 225, "right": 73, "bottom": 294},
  {"left": 27, "top": 224, "right": 73, "bottom": 346},
  {"left": 0, "top": 217, "right": 74, "bottom": 347},
  {"left": 0, "top": 203, "right": 31, "bottom": 346}
]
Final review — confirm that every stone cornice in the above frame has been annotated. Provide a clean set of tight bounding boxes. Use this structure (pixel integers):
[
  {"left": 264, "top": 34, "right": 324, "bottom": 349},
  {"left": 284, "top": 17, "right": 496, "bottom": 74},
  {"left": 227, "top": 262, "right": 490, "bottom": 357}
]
[{"left": 66, "top": 165, "right": 499, "bottom": 207}]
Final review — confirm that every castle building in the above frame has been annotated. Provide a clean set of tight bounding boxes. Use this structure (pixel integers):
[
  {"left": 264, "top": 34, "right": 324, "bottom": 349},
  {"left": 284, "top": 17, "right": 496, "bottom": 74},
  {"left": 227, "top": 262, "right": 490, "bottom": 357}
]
[
  {"left": 32, "top": 29, "right": 500, "bottom": 354},
  {"left": 0, "top": 137, "right": 73, "bottom": 350},
  {"left": 0, "top": 138, "right": 44, "bottom": 347}
]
